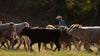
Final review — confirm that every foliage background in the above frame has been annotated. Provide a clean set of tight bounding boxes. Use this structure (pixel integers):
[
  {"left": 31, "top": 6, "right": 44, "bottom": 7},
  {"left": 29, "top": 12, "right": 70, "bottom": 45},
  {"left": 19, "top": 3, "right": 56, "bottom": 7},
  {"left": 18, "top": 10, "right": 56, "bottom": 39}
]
[{"left": 0, "top": 0, "right": 100, "bottom": 27}]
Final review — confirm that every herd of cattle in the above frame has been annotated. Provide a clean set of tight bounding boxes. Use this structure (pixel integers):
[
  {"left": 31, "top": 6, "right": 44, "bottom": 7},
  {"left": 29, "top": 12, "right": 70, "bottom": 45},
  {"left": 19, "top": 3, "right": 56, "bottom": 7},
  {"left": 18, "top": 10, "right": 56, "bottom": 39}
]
[{"left": 0, "top": 21, "right": 100, "bottom": 52}]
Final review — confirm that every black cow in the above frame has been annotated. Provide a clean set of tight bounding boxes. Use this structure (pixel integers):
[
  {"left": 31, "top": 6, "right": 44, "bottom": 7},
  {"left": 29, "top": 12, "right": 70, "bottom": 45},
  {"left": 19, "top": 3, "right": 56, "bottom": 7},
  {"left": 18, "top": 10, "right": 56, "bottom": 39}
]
[{"left": 20, "top": 27, "right": 61, "bottom": 52}]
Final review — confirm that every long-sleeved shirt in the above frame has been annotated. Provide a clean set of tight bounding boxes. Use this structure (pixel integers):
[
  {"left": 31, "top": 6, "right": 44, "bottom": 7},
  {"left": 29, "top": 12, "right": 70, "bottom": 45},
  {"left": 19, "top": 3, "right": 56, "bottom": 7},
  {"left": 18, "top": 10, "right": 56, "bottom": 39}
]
[{"left": 56, "top": 19, "right": 66, "bottom": 27}]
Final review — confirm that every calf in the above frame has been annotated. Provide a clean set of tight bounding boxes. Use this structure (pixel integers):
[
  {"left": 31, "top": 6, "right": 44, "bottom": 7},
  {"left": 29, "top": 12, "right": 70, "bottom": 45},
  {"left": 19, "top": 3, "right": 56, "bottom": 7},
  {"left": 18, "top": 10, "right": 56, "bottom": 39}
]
[{"left": 20, "top": 27, "right": 61, "bottom": 52}]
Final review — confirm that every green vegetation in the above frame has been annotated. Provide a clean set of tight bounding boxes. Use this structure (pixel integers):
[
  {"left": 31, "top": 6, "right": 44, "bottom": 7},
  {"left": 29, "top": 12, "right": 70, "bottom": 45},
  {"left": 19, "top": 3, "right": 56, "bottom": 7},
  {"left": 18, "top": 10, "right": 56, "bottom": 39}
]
[
  {"left": 0, "top": 44, "right": 100, "bottom": 56},
  {"left": 0, "top": 0, "right": 100, "bottom": 26}
]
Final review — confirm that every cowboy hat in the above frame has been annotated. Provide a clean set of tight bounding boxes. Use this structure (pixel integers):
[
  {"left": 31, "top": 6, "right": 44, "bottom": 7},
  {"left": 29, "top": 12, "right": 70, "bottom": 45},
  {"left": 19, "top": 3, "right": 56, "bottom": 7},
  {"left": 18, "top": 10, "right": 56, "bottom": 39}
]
[{"left": 56, "top": 16, "right": 62, "bottom": 19}]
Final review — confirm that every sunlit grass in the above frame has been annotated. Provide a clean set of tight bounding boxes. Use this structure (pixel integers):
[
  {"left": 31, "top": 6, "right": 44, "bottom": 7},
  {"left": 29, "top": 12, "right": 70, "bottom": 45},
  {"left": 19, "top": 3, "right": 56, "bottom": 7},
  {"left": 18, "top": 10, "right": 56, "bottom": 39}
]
[{"left": 0, "top": 43, "right": 100, "bottom": 56}]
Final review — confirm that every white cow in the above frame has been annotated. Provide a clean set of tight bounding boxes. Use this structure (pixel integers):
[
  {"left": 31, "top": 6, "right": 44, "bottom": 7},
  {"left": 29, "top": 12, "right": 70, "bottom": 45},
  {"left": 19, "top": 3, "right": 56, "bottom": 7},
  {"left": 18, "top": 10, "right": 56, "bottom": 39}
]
[
  {"left": 0, "top": 22, "right": 16, "bottom": 49},
  {"left": 46, "top": 25, "right": 56, "bottom": 29},
  {"left": 68, "top": 24, "right": 100, "bottom": 52}
]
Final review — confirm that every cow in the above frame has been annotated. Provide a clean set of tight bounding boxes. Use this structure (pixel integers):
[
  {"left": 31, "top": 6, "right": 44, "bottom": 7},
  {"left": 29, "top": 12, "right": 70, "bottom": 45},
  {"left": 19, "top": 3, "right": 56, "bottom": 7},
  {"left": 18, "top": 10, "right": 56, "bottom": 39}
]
[
  {"left": 12, "top": 22, "right": 30, "bottom": 50},
  {"left": 58, "top": 25, "right": 82, "bottom": 51},
  {"left": 32, "top": 26, "right": 52, "bottom": 50},
  {"left": 20, "top": 27, "right": 61, "bottom": 52},
  {"left": 41, "top": 25, "right": 57, "bottom": 50},
  {"left": 58, "top": 26, "right": 72, "bottom": 51},
  {"left": 45, "top": 25, "right": 71, "bottom": 51},
  {"left": 45, "top": 25, "right": 72, "bottom": 51},
  {"left": 68, "top": 24, "right": 100, "bottom": 52},
  {"left": 0, "top": 22, "right": 16, "bottom": 49},
  {"left": 54, "top": 25, "right": 81, "bottom": 51},
  {"left": 46, "top": 25, "right": 56, "bottom": 29}
]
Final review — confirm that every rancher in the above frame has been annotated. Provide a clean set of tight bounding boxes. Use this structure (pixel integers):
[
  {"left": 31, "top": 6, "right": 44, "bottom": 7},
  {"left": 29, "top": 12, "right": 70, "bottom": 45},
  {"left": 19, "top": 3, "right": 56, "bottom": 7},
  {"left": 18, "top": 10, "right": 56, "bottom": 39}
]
[{"left": 54, "top": 16, "right": 66, "bottom": 28}]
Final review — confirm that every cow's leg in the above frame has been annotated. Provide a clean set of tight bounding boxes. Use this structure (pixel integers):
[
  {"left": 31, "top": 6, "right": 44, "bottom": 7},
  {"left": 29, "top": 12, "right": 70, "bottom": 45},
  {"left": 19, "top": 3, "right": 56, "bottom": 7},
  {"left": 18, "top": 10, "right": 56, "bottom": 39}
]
[
  {"left": 63, "top": 42, "right": 66, "bottom": 50},
  {"left": 23, "top": 37, "right": 29, "bottom": 51},
  {"left": 65, "top": 42, "right": 71, "bottom": 51},
  {"left": 44, "top": 43, "right": 50, "bottom": 50},
  {"left": 84, "top": 43, "right": 93, "bottom": 52},
  {"left": 26, "top": 37, "right": 30, "bottom": 50},
  {"left": 53, "top": 41, "right": 61, "bottom": 51},
  {"left": 44, "top": 43, "right": 47, "bottom": 50},
  {"left": 42, "top": 42, "right": 46, "bottom": 50},
  {"left": 10, "top": 39, "right": 15, "bottom": 49},
  {"left": 17, "top": 37, "right": 23, "bottom": 49},
  {"left": 27, "top": 41, "right": 30, "bottom": 50},
  {"left": 50, "top": 42, "right": 53, "bottom": 50},
  {"left": 78, "top": 41, "right": 83, "bottom": 51},
  {"left": 12, "top": 39, "right": 18, "bottom": 49},
  {"left": 65, "top": 43, "right": 69, "bottom": 50},
  {"left": 30, "top": 42, "right": 34, "bottom": 51},
  {"left": 8, "top": 38, "right": 16, "bottom": 49},
  {"left": 72, "top": 41, "right": 78, "bottom": 51},
  {"left": 68, "top": 42, "right": 71, "bottom": 51},
  {"left": 42, "top": 43, "right": 49, "bottom": 50},
  {"left": 5, "top": 41, "right": 10, "bottom": 49},
  {"left": 61, "top": 41, "right": 66, "bottom": 50},
  {"left": 23, "top": 39, "right": 27, "bottom": 51},
  {"left": 60, "top": 42, "right": 63, "bottom": 50},
  {"left": 38, "top": 42, "right": 41, "bottom": 52}
]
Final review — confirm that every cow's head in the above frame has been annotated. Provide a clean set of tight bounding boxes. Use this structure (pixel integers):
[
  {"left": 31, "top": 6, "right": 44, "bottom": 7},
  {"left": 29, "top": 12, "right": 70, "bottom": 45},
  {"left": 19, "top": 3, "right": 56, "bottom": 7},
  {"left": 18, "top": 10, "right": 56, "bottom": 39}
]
[
  {"left": 24, "top": 22, "right": 30, "bottom": 27},
  {"left": 68, "top": 24, "right": 82, "bottom": 35},
  {"left": 6, "top": 22, "right": 16, "bottom": 34},
  {"left": 6, "top": 22, "right": 16, "bottom": 40},
  {"left": 9, "top": 22, "right": 16, "bottom": 31},
  {"left": 20, "top": 27, "right": 31, "bottom": 36}
]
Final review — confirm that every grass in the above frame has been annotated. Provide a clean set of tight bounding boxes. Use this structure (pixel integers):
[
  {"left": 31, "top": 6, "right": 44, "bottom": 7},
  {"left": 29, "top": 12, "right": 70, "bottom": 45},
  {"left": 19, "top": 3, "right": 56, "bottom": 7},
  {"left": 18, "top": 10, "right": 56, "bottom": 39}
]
[{"left": 0, "top": 43, "right": 100, "bottom": 56}]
